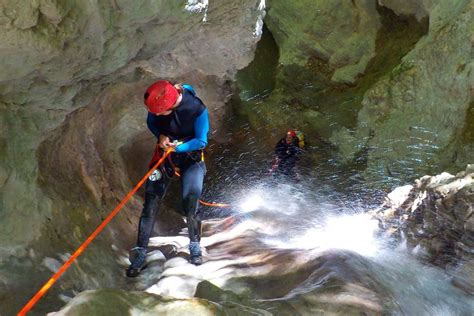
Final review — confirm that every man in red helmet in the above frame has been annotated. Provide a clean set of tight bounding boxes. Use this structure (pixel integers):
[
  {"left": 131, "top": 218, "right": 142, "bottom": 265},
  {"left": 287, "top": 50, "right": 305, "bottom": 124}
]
[
  {"left": 270, "top": 129, "right": 305, "bottom": 181},
  {"left": 127, "top": 80, "right": 209, "bottom": 277}
]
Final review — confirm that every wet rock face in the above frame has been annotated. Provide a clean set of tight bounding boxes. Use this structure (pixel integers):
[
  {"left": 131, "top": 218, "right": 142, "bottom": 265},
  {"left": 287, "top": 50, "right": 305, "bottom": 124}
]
[
  {"left": 46, "top": 211, "right": 392, "bottom": 315},
  {"left": 265, "top": 0, "right": 381, "bottom": 84},
  {"left": 373, "top": 165, "right": 474, "bottom": 293},
  {"left": 331, "top": 0, "right": 473, "bottom": 184}
]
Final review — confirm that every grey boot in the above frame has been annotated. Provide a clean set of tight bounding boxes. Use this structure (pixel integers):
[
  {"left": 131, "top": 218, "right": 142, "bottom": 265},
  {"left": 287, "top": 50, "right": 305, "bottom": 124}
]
[
  {"left": 189, "top": 241, "right": 202, "bottom": 265},
  {"left": 126, "top": 247, "right": 147, "bottom": 277}
]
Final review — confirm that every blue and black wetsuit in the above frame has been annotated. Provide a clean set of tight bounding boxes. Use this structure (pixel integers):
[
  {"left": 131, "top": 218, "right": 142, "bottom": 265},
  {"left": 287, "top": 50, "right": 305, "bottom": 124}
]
[
  {"left": 273, "top": 137, "right": 301, "bottom": 180},
  {"left": 136, "top": 86, "right": 209, "bottom": 248}
]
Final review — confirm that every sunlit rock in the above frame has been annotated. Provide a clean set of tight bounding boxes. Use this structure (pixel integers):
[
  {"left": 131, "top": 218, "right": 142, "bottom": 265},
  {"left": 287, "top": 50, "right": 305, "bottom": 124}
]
[{"left": 373, "top": 165, "right": 474, "bottom": 293}]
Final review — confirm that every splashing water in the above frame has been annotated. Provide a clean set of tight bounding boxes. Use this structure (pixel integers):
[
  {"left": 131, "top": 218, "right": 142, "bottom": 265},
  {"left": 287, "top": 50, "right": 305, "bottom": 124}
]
[
  {"left": 253, "top": 0, "right": 266, "bottom": 38},
  {"left": 236, "top": 184, "right": 381, "bottom": 256},
  {"left": 226, "top": 182, "right": 474, "bottom": 314},
  {"left": 185, "top": 0, "right": 208, "bottom": 22},
  {"left": 287, "top": 214, "right": 381, "bottom": 256},
  {"left": 137, "top": 177, "right": 474, "bottom": 315},
  {"left": 239, "top": 191, "right": 265, "bottom": 213}
]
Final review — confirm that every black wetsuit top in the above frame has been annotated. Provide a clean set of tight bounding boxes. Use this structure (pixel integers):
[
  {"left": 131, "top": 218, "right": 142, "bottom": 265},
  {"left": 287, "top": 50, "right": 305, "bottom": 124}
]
[
  {"left": 274, "top": 138, "right": 301, "bottom": 176},
  {"left": 146, "top": 89, "right": 206, "bottom": 144}
]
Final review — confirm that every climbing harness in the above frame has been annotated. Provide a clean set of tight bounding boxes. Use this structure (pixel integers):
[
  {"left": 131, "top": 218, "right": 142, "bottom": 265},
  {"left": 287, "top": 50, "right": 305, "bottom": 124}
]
[{"left": 163, "top": 147, "right": 230, "bottom": 208}]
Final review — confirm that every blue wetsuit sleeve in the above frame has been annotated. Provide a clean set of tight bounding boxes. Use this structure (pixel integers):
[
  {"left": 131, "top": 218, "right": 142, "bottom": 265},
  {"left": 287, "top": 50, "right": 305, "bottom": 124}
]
[
  {"left": 147, "top": 112, "right": 161, "bottom": 139},
  {"left": 175, "top": 108, "right": 209, "bottom": 153}
]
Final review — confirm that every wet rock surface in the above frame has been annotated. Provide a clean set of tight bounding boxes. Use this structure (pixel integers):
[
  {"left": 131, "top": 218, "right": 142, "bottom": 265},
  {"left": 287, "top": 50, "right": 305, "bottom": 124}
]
[{"left": 49, "top": 288, "right": 241, "bottom": 316}]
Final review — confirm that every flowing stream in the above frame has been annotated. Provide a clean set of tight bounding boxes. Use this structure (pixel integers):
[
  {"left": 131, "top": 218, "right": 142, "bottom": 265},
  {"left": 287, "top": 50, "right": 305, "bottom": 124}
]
[
  {"left": 235, "top": 183, "right": 473, "bottom": 315},
  {"left": 132, "top": 172, "right": 473, "bottom": 315}
]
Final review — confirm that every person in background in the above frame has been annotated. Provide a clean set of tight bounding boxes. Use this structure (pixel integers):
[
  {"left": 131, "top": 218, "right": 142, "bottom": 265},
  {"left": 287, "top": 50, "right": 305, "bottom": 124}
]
[
  {"left": 270, "top": 129, "right": 305, "bottom": 181},
  {"left": 127, "top": 80, "right": 209, "bottom": 277}
]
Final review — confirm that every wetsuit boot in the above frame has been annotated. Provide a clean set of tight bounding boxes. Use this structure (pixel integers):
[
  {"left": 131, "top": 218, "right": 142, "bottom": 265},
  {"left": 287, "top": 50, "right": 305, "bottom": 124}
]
[
  {"left": 127, "top": 179, "right": 167, "bottom": 277},
  {"left": 184, "top": 195, "right": 203, "bottom": 265},
  {"left": 189, "top": 241, "right": 202, "bottom": 265},
  {"left": 126, "top": 246, "right": 147, "bottom": 277}
]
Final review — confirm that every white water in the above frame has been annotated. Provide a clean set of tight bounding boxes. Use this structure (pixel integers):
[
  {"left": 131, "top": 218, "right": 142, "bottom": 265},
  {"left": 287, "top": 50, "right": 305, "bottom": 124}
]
[{"left": 231, "top": 182, "right": 474, "bottom": 315}]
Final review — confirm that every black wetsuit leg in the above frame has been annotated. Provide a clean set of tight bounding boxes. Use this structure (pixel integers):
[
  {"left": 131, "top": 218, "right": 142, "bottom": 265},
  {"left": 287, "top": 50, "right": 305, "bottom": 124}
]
[
  {"left": 136, "top": 163, "right": 173, "bottom": 248},
  {"left": 180, "top": 160, "right": 206, "bottom": 242}
]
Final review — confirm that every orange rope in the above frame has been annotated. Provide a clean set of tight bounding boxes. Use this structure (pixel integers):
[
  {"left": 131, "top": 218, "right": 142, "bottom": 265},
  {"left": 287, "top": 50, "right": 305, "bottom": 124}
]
[
  {"left": 173, "top": 170, "right": 230, "bottom": 208},
  {"left": 199, "top": 200, "right": 231, "bottom": 208},
  {"left": 17, "top": 149, "right": 174, "bottom": 316}
]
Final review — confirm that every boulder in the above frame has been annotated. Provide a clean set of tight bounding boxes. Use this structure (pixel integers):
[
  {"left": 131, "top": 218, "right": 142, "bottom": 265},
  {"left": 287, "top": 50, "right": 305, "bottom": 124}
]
[{"left": 373, "top": 165, "right": 474, "bottom": 294}]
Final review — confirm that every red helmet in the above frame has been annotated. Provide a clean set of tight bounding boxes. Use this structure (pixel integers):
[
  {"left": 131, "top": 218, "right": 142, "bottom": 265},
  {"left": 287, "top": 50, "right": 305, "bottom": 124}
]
[
  {"left": 287, "top": 130, "right": 297, "bottom": 138},
  {"left": 144, "top": 80, "right": 179, "bottom": 114}
]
